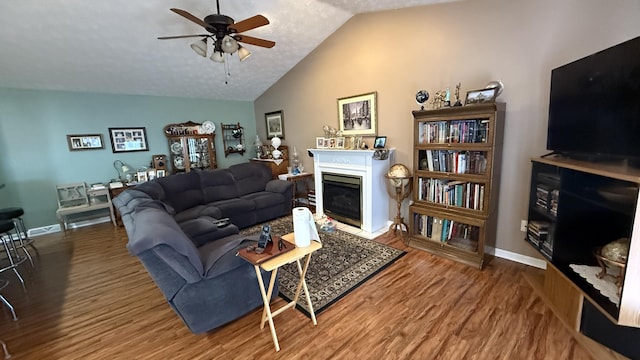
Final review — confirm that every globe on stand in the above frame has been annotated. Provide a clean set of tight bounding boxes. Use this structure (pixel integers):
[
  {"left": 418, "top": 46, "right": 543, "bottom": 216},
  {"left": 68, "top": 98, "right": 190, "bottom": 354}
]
[
  {"left": 385, "top": 163, "right": 413, "bottom": 243},
  {"left": 416, "top": 90, "right": 430, "bottom": 110}
]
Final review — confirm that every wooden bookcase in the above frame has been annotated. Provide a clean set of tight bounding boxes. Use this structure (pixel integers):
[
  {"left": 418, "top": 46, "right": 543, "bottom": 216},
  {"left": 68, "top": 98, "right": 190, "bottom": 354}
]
[
  {"left": 524, "top": 156, "right": 640, "bottom": 359},
  {"left": 408, "top": 103, "right": 505, "bottom": 269}
]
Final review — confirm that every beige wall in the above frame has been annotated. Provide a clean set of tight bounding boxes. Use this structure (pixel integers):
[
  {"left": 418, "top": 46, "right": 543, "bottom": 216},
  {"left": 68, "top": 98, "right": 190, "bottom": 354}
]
[{"left": 254, "top": 0, "right": 640, "bottom": 258}]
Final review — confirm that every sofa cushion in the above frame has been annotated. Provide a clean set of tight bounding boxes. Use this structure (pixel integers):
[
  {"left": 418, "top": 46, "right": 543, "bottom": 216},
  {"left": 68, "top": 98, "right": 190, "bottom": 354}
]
[
  {"left": 179, "top": 216, "right": 239, "bottom": 247},
  {"left": 209, "top": 198, "right": 255, "bottom": 216},
  {"left": 155, "top": 172, "right": 205, "bottom": 213},
  {"left": 134, "top": 181, "right": 165, "bottom": 201},
  {"left": 174, "top": 204, "right": 222, "bottom": 223},
  {"left": 229, "top": 162, "right": 272, "bottom": 196},
  {"left": 200, "top": 169, "right": 239, "bottom": 203},
  {"left": 241, "top": 192, "right": 286, "bottom": 209}
]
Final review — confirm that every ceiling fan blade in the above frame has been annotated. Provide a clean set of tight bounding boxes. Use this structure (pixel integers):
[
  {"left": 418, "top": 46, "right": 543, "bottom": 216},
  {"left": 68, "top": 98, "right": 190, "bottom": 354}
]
[
  {"left": 158, "top": 35, "right": 209, "bottom": 40},
  {"left": 235, "top": 34, "right": 275, "bottom": 48},
  {"left": 170, "top": 8, "right": 209, "bottom": 29},
  {"left": 228, "top": 15, "right": 269, "bottom": 34}
]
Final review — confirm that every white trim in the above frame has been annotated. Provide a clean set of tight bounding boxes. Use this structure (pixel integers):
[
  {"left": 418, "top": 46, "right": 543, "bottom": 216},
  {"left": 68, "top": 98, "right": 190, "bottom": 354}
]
[
  {"left": 487, "top": 246, "right": 547, "bottom": 269},
  {"left": 27, "top": 216, "right": 112, "bottom": 237}
]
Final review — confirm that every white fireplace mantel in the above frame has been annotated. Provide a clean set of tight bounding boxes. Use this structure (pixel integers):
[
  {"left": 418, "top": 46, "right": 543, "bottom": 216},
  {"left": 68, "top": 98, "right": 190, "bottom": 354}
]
[{"left": 308, "top": 148, "right": 395, "bottom": 234}]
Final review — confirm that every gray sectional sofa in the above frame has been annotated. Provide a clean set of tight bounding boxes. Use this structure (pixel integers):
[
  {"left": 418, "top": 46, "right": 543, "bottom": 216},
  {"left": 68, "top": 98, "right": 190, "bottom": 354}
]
[{"left": 113, "top": 162, "right": 293, "bottom": 333}]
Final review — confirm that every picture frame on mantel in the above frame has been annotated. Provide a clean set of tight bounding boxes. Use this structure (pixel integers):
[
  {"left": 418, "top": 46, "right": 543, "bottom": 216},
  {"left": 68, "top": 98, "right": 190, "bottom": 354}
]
[
  {"left": 265, "top": 110, "right": 285, "bottom": 139},
  {"left": 337, "top": 91, "right": 377, "bottom": 136}
]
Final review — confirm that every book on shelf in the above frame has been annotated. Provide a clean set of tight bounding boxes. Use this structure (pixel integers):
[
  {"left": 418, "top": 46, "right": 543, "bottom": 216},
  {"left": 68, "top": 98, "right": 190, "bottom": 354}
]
[
  {"left": 90, "top": 183, "right": 106, "bottom": 190},
  {"left": 426, "top": 150, "right": 434, "bottom": 171},
  {"left": 109, "top": 182, "right": 124, "bottom": 189},
  {"left": 420, "top": 119, "right": 489, "bottom": 144},
  {"left": 431, "top": 218, "right": 443, "bottom": 242}
]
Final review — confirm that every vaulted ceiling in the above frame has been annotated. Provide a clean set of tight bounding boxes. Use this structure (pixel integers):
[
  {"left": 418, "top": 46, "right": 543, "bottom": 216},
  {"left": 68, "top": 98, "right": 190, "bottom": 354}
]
[{"left": 0, "top": 0, "right": 460, "bottom": 101}]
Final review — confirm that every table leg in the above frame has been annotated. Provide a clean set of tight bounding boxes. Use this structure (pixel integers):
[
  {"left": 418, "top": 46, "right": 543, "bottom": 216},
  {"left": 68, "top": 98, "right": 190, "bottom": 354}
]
[
  {"left": 254, "top": 265, "right": 280, "bottom": 352},
  {"left": 293, "top": 254, "right": 317, "bottom": 325},
  {"left": 261, "top": 267, "right": 279, "bottom": 328}
]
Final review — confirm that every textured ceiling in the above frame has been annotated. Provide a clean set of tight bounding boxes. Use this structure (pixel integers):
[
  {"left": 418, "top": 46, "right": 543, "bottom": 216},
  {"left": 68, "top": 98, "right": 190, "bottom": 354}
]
[{"left": 0, "top": 0, "right": 459, "bottom": 101}]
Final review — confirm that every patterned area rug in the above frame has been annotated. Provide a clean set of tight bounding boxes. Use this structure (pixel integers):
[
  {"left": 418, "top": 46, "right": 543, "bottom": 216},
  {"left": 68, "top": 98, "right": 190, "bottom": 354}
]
[{"left": 240, "top": 215, "right": 406, "bottom": 317}]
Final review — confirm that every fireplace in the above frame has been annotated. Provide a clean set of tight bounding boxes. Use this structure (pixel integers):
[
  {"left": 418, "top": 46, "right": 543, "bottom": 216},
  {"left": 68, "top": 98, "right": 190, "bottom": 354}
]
[
  {"left": 322, "top": 173, "right": 362, "bottom": 228},
  {"left": 308, "top": 148, "right": 394, "bottom": 234}
]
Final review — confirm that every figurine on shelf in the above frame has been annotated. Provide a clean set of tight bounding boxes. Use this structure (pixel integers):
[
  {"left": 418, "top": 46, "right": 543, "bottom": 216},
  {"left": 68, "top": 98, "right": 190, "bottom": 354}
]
[
  {"left": 453, "top": 82, "right": 463, "bottom": 107},
  {"left": 444, "top": 87, "right": 451, "bottom": 107}
]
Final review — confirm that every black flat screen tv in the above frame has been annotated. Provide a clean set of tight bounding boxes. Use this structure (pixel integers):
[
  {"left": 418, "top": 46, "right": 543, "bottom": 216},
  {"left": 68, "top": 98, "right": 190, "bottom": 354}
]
[{"left": 547, "top": 35, "right": 640, "bottom": 161}]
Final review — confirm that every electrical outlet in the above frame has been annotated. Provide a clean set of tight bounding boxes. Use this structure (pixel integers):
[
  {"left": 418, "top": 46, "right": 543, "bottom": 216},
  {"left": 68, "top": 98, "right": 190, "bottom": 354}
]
[{"left": 520, "top": 220, "right": 528, "bottom": 232}]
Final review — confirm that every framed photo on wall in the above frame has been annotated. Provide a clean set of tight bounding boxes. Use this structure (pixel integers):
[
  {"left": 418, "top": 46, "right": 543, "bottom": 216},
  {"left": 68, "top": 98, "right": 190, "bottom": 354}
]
[
  {"left": 337, "top": 91, "right": 377, "bottom": 136},
  {"left": 109, "top": 127, "right": 149, "bottom": 153},
  {"left": 265, "top": 110, "right": 285, "bottom": 139},
  {"left": 66, "top": 134, "right": 104, "bottom": 151}
]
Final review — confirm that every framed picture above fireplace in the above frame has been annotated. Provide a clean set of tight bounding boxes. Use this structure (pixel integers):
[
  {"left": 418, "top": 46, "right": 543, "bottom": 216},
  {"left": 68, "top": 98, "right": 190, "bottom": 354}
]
[{"left": 337, "top": 91, "right": 377, "bottom": 136}]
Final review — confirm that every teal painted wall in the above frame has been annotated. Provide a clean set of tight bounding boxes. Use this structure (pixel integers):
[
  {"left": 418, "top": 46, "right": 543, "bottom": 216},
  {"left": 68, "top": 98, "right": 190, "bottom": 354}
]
[{"left": 0, "top": 87, "right": 256, "bottom": 229}]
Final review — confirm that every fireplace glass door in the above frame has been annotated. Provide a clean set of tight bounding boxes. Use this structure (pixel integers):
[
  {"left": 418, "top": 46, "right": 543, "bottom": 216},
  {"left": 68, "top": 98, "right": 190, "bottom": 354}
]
[{"left": 322, "top": 173, "right": 362, "bottom": 227}]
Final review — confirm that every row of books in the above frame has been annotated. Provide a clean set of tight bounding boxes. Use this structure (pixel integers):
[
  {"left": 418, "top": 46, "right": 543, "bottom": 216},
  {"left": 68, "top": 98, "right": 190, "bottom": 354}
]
[
  {"left": 418, "top": 119, "right": 489, "bottom": 144},
  {"left": 527, "top": 220, "right": 553, "bottom": 258},
  {"left": 413, "top": 214, "right": 480, "bottom": 244},
  {"left": 418, "top": 150, "right": 488, "bottom": 175},
  {"left": 308, "top": 190, "right": 316, "bottom": 208},
  {"left": 535, "top": 184, "right": 559, "bottom": 216},
  {"left": 417, "top": 178, "right": 485, "bottom": 211}
]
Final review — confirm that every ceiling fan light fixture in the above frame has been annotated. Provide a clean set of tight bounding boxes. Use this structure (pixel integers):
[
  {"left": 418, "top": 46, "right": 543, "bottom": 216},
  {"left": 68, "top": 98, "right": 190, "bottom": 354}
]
[
  {"left": 190, "top": 38, "right": 208, "bottom": 57},
  {"left": 210, "top": 51, "right": 225, "bottom": 63},
  {"left": 220, "top": 35, "right": 239, "bottom": 54},
  {"left": 238, "top": 45, "right": 252, "bottom": 62}
]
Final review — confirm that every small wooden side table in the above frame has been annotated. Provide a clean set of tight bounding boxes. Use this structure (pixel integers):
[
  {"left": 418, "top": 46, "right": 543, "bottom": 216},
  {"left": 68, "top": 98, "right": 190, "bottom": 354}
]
[
  {"left": 246, "top": 233, "right": 322, "bottom": 352},
  {"left": 278, "top": 173, "right": 314, "bottom": 209}
]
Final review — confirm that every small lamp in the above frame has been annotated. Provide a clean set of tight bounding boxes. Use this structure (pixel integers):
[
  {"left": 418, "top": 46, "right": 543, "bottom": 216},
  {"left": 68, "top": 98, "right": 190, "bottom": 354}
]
[
  {"left": 113, "top": 160, "right": 133, "bottom": 182},
  {"left": 271, "top": 136, "right": 282, "bottom": 159},
  {"left": 190, "top": 38, "right": 208, "bottom": 57}
]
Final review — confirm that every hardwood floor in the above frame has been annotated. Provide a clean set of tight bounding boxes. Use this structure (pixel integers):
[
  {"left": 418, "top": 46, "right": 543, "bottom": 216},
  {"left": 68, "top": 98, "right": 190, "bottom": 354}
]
[{"left": 0, "top": 223, "right": 593, "bottom": 359}]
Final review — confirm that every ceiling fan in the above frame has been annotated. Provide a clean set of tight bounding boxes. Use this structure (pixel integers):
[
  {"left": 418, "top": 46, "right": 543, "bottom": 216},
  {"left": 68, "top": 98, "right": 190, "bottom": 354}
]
[{"left": 158, "top": 0, "right": 275, "bottom": 63}]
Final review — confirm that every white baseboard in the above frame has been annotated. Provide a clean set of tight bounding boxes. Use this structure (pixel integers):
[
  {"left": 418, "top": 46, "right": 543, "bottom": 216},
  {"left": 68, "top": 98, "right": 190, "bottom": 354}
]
[
  {"left": 27, "top": 216, "right": 112, "bottom": 237},
  {"left": 487, "top": 247, "right": 547, "bottom": 269}
]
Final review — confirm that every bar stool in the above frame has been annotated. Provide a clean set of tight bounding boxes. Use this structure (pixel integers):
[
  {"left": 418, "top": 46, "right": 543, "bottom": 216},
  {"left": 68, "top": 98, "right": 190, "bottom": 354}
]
[
  {"left": 0, "top": 278, "right": 16, "bottom": 321},
  {"left": 0, "top": 220, "right": 26, "bottom": 289},
  {"left": 0, "top": 207, "right": 34, "bottom": 249},
  {"left": 0, "top": 208, "right": 34, "bottom": 266},
  {"left": 0, "top": 340, "right": 10, "bottom": 359}
]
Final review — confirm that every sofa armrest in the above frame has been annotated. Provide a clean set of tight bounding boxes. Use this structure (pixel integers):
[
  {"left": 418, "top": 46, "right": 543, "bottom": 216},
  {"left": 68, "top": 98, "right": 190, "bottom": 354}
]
[
  {"left": 265, "top": 179, "right": 292, "bottom": 194},
  {"left": 152, "top": 245, "right": 203, "bottom": 284}
]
